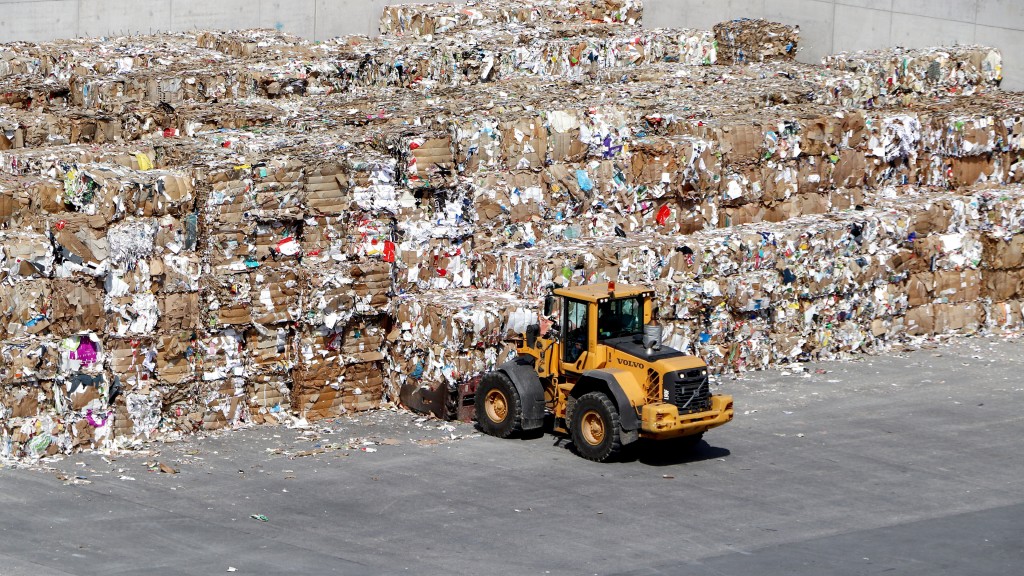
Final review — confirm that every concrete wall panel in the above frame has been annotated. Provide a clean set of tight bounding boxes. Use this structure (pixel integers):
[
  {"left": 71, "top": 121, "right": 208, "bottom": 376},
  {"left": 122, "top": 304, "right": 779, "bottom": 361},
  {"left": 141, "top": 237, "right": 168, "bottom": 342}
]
[
  {"left": 0, "top": 0, "right": 78, "bottom": 42},
  {"left": 837, "top": 0, "right": 892, "bottom": 10},
  {"left": 170, "top": 0, "right": 261, "bottom": 32},
  {"left": 79, "top": 0, "right": 171, "bottom": 37},
  {"left": 313, "top": 0, "right": 374, "bottom": 40},
  {"left": 891, "top": 12, "right": 976, "bottom": 47},
  {"left": 834, "top": 4, "right": 892, "bottom": 52},
  {"left": 259, "top": 0, "right": 316, "bottom": 39},
  {"left": 764, "top": 0, "right": 835, "bottom": 62},
  {"left": 976, "top": 0, "right": 1024, "bottom": 31},
  {"left": 642, "top": 0, "right": 686, "bottom": 28},
  {"left": 673, "top": 0, "right": 765, "bottom": 30},
  {"left": 893, "top": 0, "right": 977, "bottom": 23}
]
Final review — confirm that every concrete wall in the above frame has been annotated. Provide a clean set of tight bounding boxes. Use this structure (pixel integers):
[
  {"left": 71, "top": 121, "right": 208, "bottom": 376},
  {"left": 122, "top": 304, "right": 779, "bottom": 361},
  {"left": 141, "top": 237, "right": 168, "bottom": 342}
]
[{"left": 0, "top": 0, "right": 1021, "bottom": 88}]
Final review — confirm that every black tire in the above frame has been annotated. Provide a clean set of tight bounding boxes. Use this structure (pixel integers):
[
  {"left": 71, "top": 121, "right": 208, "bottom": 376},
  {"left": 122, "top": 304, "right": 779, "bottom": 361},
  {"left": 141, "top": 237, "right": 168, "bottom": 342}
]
[
  {"left": 570, "top": 392, "right": 622, "bottom": 462},
  {"left": 475, "top": 371, "right": 522, "bottom": 438}
]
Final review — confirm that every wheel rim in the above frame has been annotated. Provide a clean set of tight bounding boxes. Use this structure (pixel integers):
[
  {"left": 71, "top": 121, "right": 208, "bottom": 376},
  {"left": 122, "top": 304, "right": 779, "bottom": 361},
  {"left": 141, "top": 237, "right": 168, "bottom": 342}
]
[
  {"left": 484, "top": 389, "right": 508, "bottom": 423},
  {"left": 581, "top": 410, "right": 605, "bottom": 446}
]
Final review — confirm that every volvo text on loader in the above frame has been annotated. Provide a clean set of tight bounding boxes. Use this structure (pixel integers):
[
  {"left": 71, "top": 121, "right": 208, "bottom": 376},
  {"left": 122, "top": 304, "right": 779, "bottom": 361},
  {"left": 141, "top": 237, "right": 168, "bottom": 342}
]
[{"left": 475, "top": 281, "right": 733, "bottom": 462}]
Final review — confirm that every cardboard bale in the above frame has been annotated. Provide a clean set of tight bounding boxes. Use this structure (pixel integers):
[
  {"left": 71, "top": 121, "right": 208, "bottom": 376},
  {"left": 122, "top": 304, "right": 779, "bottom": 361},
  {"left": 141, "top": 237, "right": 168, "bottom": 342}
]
[
  {"left": 823, "top": 46, "right": 1002, "bottom": 107},
  {"left": 196, "top": 29, "right": 317, "bottom": 59},
  {"left": 387, "top": 289, "right": 534, "bottom": 397},
  {"left": 200, "top": 377, "right": 249, "bottom": 431},
  {"left": 248, "top": 158, "right": 306, "bottom": 221},
  {"left": 0, "top": 279, "right": 50, "bottom": 339},
  {"left": 302, "top": 262, "right": 392, "bottom": 326},
  {"left": 250, "top": 269, "right": 301, "bottom": 325},
  {"left": 1, "top": 229, "right": 55, "bottom": 282},
  {"left": 252, "top": 220, "right": 304, "bottom": 269},
  {"left": 379, "top": 0, "right": 643, "bottom": 37},
  {"left": 713, "top": 19, "right": 799, "bottom": 64},
  {"left": 304, "top": 163, "right": 349, "bottom": 216},
  {"left": 106, "top": 337, "right": 157, "bottom": 390},
  {"left": 987, "top": 300, "right": 1024, "bottom": 330},
  {"left": 299, "top": 318, "right": 387, "bottom": 363},
  {"left": 199, "top": 329, "right": 245, "bottom": 382},
  {"left": 157, "top": 253, "right": 202, "bottom": 293},
  {"left": 158, "top": 292, "right": 201, "bottom": 332},
  {"left": 55, "top": 333, "right": 109, "bottom": 424},
  {"left": 0, "top": 175, "right": 35, "bottom": 227},
  {"left": 245, "top": 326, "right": 295, "bottom": 374},
  {"left": 0, "top": 338, "right": 58, "bottom": 384},
  {"left": 983, "top": 269, "right": 1024, "bottom": 302},
  {"left": 156, "top": 333, "right": 197, "bottom": 385},
  {"left": 249, "top": 375, "right": 291, "bottom": 424},
  {"left": 49, "top": 279, "right": 106, "bottom": 336},
  {"left": 292, "top": 357, "right": 385, "bottom": 419},
  {"left": 983, "top": 234, "right": 1024, "bottom": 270},
  {"left": 203, "top": 275, "right": 252, "bottom": 328}
]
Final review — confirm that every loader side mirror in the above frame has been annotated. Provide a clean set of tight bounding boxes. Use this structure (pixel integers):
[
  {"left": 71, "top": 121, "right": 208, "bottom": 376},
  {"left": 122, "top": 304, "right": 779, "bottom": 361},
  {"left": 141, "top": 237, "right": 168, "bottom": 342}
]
[
  {"left": 526, "top": 324, "right": 540, "bottom": 348},
  {"left": 544, "top": 295, "right": 556, "bottom": 317}
]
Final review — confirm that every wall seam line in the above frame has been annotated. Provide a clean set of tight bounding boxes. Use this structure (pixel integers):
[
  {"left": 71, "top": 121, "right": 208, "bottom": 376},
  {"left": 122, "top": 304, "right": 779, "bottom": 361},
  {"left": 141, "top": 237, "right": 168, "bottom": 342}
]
[{"left": 831, "top": 0, "right": 836, "bottom": 55}]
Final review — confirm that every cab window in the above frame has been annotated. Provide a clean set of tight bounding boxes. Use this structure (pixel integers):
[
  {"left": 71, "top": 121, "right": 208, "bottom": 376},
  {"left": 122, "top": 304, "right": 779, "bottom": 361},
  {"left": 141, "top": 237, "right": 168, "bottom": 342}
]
[
  {"left": 563, "top": 299, "right": 588, "bottom": 363},
  {"left": 598, "top": 297, "right": 643, "bottom": 340}
]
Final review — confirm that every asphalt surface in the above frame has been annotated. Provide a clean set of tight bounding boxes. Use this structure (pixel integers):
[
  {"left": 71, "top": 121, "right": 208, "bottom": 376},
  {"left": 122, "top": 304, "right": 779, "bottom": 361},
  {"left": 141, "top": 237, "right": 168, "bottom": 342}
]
[{"left": 1, "top": 334, "right": 1022, "bottom": 575}]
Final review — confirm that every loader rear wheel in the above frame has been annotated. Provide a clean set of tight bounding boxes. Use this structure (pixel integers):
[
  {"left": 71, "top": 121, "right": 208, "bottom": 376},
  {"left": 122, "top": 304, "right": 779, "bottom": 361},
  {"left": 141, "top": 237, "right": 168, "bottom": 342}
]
[
  {"left": 475, "top": 372, "right": 521, "bottom": 438},
  {"left": 570, "top": 392, "right": 622, "bottom": 462}
]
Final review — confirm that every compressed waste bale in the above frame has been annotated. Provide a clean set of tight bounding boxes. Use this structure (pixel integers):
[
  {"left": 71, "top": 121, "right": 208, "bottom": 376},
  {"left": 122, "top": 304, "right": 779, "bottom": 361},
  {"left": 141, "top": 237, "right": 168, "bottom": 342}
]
[
  {"left": 713, "top": 19, "right": 799, "bottom": 64},
  {"left": 823, "top": 46, "right": 1002, "bottom": 107}
]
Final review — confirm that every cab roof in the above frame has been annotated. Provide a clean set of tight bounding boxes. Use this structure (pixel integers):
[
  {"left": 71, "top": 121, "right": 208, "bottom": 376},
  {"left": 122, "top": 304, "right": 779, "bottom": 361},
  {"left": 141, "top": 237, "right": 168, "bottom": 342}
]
[{"left": 554, "top": 282, "right": 653, "bottom": 303}]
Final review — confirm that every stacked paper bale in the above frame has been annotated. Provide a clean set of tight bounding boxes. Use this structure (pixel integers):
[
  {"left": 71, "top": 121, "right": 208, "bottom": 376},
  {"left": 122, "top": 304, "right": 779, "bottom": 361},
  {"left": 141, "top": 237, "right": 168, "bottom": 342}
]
[
  {"left": 0, "top": 225, "right": 64, "bottom": 458},
  {"left": 379, "top": 0, "right": 644, "bottom": 37},
  {"left": 0, "top": 158, "right": 200, "bottom": 458},
  {"left": 199, "top": 158, "right": 303, "bottom": 428},
  {"left": 290, "top": 152, "right": 396, "bottom": 421},
  {"left": 713, "top": 19, "right": 800, "bottom": 64},
  {"left": 348, "top": 27, "right": 719, "bottom": 89},
  {"left": 823, "top": 46, "right": 1003, "bottom": 107},
  {"left": 388, "top": 290, "right": 536, "bottom": 406}
]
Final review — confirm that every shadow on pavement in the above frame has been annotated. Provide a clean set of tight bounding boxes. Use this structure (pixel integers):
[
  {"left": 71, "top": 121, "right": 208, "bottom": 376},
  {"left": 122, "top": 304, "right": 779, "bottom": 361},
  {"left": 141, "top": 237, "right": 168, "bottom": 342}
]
[
  {"left": 622, "top": 439, "right": 731, "bottom": 466},
  {"left": 546, "top": 433, "right": 730, "bottom": 466},
  {"left": 475, "top": 416, "right": 732, "bottom": 466}
]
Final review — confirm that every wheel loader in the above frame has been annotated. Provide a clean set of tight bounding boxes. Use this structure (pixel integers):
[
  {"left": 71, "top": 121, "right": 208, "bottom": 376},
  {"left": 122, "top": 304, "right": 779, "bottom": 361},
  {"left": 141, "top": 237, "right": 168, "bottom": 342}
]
[{"left": 475, "top": 281, "right": 733, "bottom": 462}]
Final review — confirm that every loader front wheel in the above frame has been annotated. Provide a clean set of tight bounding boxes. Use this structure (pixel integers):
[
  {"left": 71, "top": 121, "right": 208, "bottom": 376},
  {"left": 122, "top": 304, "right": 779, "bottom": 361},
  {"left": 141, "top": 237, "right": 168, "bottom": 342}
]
[
  {"left": 475, "top": 371, "right": 522, "bottom": 438},
  {"left": 570, "top": 392, "right": 622, "bottom": 462}
]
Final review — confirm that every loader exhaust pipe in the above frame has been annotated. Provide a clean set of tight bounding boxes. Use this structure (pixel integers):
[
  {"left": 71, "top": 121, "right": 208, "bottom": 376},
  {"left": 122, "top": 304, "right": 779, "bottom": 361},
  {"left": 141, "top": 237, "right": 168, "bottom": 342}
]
[{"left": 643, "top": 324, "right": 663, "bottom": 355}]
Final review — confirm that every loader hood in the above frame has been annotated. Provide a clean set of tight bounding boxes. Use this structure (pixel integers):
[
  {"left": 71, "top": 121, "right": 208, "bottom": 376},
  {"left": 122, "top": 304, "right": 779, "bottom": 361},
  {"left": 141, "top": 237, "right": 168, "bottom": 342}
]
[{"left": 602, "top": 335, "right": 686, "bottom": 362}]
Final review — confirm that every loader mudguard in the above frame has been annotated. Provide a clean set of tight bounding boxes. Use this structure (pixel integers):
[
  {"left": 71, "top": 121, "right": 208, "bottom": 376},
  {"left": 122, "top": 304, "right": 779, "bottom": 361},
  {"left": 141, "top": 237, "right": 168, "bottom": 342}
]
[
  {"left": 573, "top": 370, "right": 639, "bottom": 432},
  {"left": 497, "top": 356, "right": 546, "bottom": 430}
]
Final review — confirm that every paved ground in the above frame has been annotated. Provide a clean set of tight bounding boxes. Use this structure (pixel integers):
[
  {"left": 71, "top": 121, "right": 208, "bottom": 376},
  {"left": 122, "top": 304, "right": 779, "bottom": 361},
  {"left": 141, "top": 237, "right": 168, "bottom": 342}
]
[{"left": 1, "top": 334, "right": 1022, "bottom": 575}]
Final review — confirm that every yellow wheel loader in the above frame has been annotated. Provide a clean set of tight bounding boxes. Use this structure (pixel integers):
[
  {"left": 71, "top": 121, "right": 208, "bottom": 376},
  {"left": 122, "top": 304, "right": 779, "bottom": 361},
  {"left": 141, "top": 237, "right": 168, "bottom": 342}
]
[{"left": 475, "top": 282, "right": 734, "bottom": 462}]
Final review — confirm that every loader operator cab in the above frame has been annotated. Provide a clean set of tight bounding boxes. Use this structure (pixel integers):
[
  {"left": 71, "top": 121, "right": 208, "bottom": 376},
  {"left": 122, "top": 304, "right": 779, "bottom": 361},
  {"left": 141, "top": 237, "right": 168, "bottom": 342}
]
[
  {"left": 563, "top": 298, "right": 587, "bottom": 364},
  {"left": 596, "top": 296, "right": 643, "bottom": 340},
  {"left": 554, "top": 286, "right": 647, "bottom": 363}
]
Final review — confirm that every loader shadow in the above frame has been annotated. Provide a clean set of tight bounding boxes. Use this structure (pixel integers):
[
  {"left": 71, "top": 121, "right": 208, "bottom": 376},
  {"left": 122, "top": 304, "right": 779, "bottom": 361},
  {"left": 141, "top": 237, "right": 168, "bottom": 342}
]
[
  {"left": 619, "top": 439, "right": 731, "bottom": 467},
  {"left": 539, "top": 423, "right": 730, "bottom": 466},
  {"left": 476, "top": 418, "right": 730, "bottom": 466}
]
